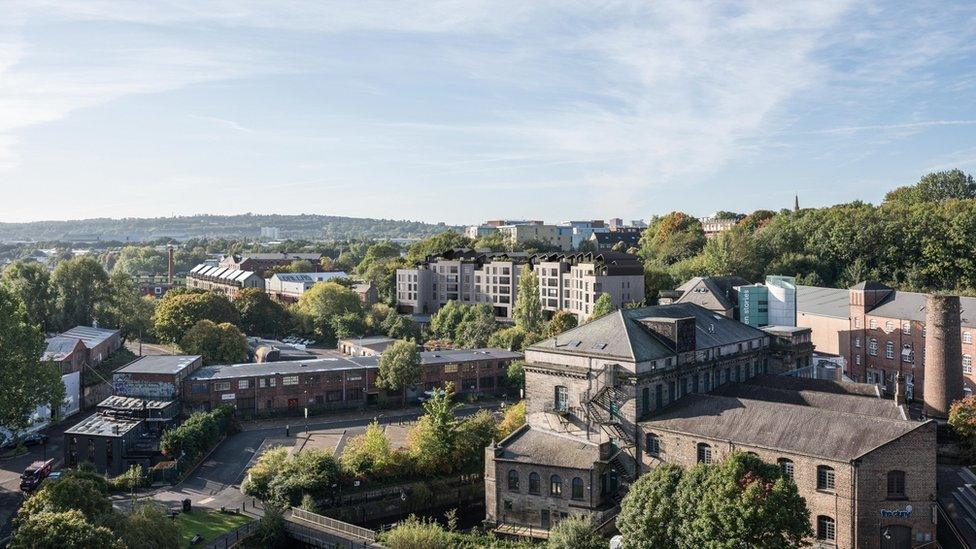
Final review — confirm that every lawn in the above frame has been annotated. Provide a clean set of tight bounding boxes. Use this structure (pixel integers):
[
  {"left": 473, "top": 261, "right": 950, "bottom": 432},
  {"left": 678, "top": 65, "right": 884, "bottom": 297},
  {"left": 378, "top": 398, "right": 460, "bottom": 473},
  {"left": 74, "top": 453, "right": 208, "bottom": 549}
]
[{"left": 174, "top": 509, "right": 253, "bottom": 546}]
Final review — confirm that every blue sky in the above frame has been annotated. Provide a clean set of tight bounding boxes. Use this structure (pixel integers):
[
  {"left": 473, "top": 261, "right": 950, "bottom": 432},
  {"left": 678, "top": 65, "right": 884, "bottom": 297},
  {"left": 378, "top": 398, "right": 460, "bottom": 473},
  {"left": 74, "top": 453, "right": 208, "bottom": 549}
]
[{"left": 1, "top": 1, "right": 975, "bottom": 225}]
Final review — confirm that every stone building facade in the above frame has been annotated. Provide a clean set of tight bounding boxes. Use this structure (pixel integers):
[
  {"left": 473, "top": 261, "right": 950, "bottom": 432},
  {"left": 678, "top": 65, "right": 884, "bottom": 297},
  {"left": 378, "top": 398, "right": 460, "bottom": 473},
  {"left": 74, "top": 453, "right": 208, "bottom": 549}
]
[{"left": 484, "top": 302, "right": 937, "bottom": 548}]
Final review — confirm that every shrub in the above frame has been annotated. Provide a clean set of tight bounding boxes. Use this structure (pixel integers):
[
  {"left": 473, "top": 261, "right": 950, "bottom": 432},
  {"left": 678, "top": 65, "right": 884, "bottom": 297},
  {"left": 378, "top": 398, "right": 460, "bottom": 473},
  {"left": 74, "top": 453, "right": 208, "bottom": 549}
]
[
  {"left": 107, "top": 465, "right": 146, "bottom": 493},
  {"left": 380, "top": 516, "right": 452, "bottom": 549}
]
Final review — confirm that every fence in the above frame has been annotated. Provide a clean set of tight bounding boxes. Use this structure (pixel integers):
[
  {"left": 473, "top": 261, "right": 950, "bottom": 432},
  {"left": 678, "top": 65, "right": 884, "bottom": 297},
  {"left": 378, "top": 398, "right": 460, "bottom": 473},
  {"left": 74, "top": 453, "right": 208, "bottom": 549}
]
[
  {"left": 204, "top": 520, "right": 259, "bottom": 549},
  {"left": 291, "top": 508, "right": 378, "bottom": 542}
]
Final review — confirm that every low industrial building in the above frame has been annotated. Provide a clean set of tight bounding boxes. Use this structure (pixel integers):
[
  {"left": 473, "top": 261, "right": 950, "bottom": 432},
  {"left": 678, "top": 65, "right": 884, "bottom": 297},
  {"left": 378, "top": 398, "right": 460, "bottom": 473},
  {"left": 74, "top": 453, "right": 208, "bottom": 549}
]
[
  {"left": 264, "top": 271, "right": 349, "bottom": 302},
  {"left": 186, "top": 264, "right": 264, "bottom": 298},
  {"left": 182, "top": 348, "right": 522, "bottom": 414},
  {"left": 112, "top": 355, "right": 203, "bottom": 399},
  {"left": 338, "top": 336, "right": 401, "bottom": 357},
  {"left": 64, "top": 414, "right": 151, "bottom": 476},
  {"left": 60, "top": 325, "right": 122, "bottom": 366},
  {"left": 97, "top": 396, "right": 179, "bottom": 434}
]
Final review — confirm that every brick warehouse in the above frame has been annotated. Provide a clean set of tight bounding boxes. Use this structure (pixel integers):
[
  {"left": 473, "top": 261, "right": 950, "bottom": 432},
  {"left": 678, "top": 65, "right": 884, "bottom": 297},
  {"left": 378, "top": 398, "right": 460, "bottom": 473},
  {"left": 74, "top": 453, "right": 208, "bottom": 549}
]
[
  {"left": 182, "top": 348, "right": 521, "bottom": 414},
  {"left": 484, "top": 302, "right": 937, "bottom": 548}
]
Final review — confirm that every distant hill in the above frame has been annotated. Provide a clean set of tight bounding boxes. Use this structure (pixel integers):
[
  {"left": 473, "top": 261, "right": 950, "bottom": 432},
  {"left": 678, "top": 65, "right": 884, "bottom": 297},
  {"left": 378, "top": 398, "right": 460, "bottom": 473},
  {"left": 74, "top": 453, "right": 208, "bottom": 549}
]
[{"left": 0, "top": 214, "right": 456, "bottom": 242}]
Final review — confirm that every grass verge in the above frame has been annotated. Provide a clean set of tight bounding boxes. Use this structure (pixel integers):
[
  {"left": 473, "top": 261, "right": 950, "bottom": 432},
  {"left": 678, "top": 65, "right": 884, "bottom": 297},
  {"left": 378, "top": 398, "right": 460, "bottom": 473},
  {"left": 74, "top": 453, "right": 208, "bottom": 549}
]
[{"left": 174, "top": 509, "right": 252, "bottom": 546}]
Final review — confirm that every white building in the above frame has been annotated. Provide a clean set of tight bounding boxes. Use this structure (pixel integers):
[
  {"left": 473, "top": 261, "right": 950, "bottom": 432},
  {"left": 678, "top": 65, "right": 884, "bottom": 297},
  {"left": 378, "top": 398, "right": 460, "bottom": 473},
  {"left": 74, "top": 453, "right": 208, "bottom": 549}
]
[{"left": 265, "top": 271, "right": 350, "bottom": 302}]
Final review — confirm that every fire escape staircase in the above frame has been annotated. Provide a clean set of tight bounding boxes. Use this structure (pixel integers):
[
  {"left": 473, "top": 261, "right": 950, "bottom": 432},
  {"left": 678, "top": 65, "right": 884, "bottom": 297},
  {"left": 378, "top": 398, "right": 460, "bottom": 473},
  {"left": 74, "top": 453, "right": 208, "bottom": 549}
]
[{"left": 584, "top": 367, "right": 637, "bottom": 485}]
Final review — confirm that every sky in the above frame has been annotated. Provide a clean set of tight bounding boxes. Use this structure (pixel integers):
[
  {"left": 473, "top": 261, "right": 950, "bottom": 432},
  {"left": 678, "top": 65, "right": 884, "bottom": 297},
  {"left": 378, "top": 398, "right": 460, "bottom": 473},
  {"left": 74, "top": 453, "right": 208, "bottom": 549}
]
[{"left": 1, "top": 1, "right": 975, "bottom": 225}]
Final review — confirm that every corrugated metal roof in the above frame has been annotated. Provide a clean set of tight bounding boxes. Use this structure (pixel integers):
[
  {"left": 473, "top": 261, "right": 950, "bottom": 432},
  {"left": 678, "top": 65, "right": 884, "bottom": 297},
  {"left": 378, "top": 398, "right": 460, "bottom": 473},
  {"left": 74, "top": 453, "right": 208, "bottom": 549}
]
[
  {"left": 60, "top": 326, "right": 120, "bottom": 348},
  {"left": 116, "top": 355, "right": 202, "bottom": 375}
]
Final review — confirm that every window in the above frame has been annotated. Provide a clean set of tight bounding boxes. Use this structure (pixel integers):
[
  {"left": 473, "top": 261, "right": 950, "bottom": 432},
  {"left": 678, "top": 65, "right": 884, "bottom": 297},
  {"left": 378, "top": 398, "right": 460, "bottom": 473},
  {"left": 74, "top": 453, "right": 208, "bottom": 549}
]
[
  {"left": 554, "top": 386, "right": 568, "bottom": 412},
  {"left": 902, "top": 322, "right": 911, "bottom": 335},
  {"left": 855, "top": 337, "right": 861, "bottom": 348},
  {"left": 444, "top": 364, "right": 458, "bottom": 374},
  {"left": 508, "top": 470, "right": 519, "bottom": 492},
  {"left": 646, "top": 433, "right": 660, "bottom": 456},
  {"left": 529, "top": 472, "right": 540, "bottom": 494},
  {"left": 885, "top": 321, "right": 893, "bottom": 332},
  {"left": 817, "top": 466, "right": 835, "bottom": 491},
  {"left": 966, "top": 355, "right": 973, "bottom": 375},
  {"left": 817, "top": 516, "right": 835, "bottom": 542},
  {"left": 697, "top": 443, "right": 712, "bottom": 464},
  {"left": 258, "top": 378, "right": 266, "bottom": 388},
  {"left": 214, "top": 381, "right": 231, "bottom": 391},
  {"left": 550, "top": 475, "right": 562, "bottom": 497},
  {"left": 869, "top": 319, "right": 878, "bottom": 329},
  {"left": 885, "top": 341, "right": 894, "bottom": 359},
  {"left": 778, "top": 458, "right": 794, "bottom": 481},
  {"left": 238, "top": 379, "right": 250, "bottom": 389},
  {"left": 868, "top": 338, "right": 878, "bottom": 356},
  {"left": 282, "top": 376, "right": 299, "bottom": 386},
  {"left": 887, "top": 470, "right": 906, "bottom": 499},
  {"left": 572, "top": 477, "right": 584, "bottom": 500},
  {"left": 966, "top": 332, "right": 973, "bottom": 344}
]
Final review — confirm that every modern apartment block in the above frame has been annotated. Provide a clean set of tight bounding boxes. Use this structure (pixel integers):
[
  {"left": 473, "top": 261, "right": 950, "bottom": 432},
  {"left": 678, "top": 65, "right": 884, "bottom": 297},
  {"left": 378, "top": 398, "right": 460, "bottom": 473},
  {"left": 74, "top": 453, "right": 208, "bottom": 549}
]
[
  {"left": 395, "top": 249, "right": 645, "bottom": 323},
  {"left": 496, "top": 224, "right": 574, "bottom": 251}
]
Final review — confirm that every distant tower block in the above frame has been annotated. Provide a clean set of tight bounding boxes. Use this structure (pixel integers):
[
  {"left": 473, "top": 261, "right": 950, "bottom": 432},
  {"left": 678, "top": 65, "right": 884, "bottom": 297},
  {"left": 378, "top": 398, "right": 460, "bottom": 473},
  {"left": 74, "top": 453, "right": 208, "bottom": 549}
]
[{"left": 923, "top": 294, "right": 965, "bottom": 419}]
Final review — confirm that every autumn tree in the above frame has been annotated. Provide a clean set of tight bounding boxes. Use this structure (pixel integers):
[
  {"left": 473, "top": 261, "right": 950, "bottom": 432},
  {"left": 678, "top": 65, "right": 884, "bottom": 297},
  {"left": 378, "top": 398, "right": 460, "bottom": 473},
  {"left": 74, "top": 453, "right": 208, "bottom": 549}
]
[
  {"left": 544, "top": 310, "right": 578, "bottom": 337},
  {"left": 638, "top": 212, "right": 706, "bottom": 265},
  {"left": 512, "top": 265, "right": 544, "bottom": 333}
]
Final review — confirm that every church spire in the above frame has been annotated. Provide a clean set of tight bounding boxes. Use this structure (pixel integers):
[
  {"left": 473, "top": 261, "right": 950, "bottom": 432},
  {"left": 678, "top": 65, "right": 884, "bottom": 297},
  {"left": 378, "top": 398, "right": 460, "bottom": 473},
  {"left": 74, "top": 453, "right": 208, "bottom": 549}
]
[{"left": 794, "top": 194, "right": 799, "bottom": 212}]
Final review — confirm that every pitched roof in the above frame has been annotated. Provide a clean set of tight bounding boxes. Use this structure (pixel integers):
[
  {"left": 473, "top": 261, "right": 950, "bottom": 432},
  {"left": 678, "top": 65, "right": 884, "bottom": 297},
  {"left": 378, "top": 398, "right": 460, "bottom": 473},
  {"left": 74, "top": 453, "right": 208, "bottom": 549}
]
[
  {"left": 743, "top": 374, "right": 881, "bottom": 397},
  {"left": 116, "top": 355, "right": 202, "bottom": 375},
  {"left": 675, "top": 276, "right": 750, "bottom": 311},
  {"left": 642, "top": 393, "right": 930, "bottom": 462},
  {"left": 710, "top": 381, "right": 902, "bottom": 420},
  {"left": 796, "top": 285, "right": 849, "bottom": 319},
  {"left": 495, "top": 425, "right": 602, "bottom": 470},
  {"left": 60, "top": 326, "right": 120, "bottom": 348},
  {"left": 271, "top": 272, "right": 348, "bottom": 283},
  {"left": 42, "top": 336, "right": 84, "bottom": 361},
  {"left": 529, "top": 302, "right": 767, "bottom": 363}
]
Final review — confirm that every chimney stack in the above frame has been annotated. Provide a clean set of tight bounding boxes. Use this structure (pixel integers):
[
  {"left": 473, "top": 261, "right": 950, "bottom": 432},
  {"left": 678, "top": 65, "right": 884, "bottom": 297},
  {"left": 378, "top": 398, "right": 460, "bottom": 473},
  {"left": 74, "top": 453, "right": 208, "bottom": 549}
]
[
  {"left": 922, "top": 294, "right": 965, "bottom": 419},
  {"left": 894, "top": 372, "right": 906, "bottom": 406},
  {"left": 167, "top": 245, "right": 174, "bottom": 284}
]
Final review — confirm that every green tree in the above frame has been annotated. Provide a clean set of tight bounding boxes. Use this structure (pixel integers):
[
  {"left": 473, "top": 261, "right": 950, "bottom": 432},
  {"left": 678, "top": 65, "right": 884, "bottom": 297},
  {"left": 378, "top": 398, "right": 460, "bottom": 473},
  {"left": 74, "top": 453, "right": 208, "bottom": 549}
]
[
  {"left": 455, "top": 303, "right": 497, "bottom": 348},
  {"left": 453, "top": 409, "right": 497, "bottom": 471},
  {"left": 618, "top": 463, "right": 684, "bottom": 549},
  {"left": 234, "top": 288, "right": 289, "bottom": 337},
  {"left": 885, "top": 169, "right": 976, "bottom": 203},
  {"left": 547, "top": 515, "right": 605, "bottom": 549},
  {"left": 589, "top": 292, "right": 615, "bottom": 321},
  {"left": 356, "top": 242, "right": 401, "bottom": 274},
  {"left": 405, "top": 231, "right": 472, "bottom": 263},
  {"left": 429, "top": 300, "right": 466, "bottom": 342},
  {"left": 119, "top": 503, "right": 181, "bottom": 549},
  {"left": 675, "top": 453, "right": 811, "bottom": 549},
  {"left": 267, "top": 448, "right": 341, "bottom": 505},
  {"left": 512, "top": 265, "right": 544, "bottom": 333},
  {"left": 488, "top": 326, "right": 542, "bottom": 352},
  {"left": 242, "top": 446, "right": 289, "bottom": 502},
  {"left": 111, "top": 246, "right": 167, "bottom": 276},
  {"left": 409, "top": 386, "right": 459, "bottom": 474},
  {"left": 473, "top": 231, "right": 510, "bottom": 251},
  {"left": 505, "top": 360, "right": 525, "bottom": 395},
  {"left": 18, "top": 473, "right": 112, "bottom": 523},
  {"left": 296, "top": 282, "right": 362, "bottom": 342},
  {"left": 0, "top": 287, "right": 65, "bottom": 444},
  {"left": 10, "top": 510, "right": 122, "bottom": 549},
  {"left": 341, "top": 420, "right": 395, "bottom": 478},
  {"left": 179, "top": 320, "right": 248, "bottom": 365},
  {"left": 254, "top": 503, "right": 288, "bottom": 548},
  {"left": 496, "top": 400, "right": 526, "bottom": 439},
  {"left": 1, "top": 261, "right": 53, "bottom": 330},
  {"left": 638, "top": 212, "right": 706, "bottom": 265},
  {"left": 153, "top": 290, "right": 240, "bottom": 344},
  {"left": 332, "top": 311, "right": 368, "bottom": 339},
  {"left": 544, "top": 310, "right": 578, "bottom": 337},
  {"left": 643, "top": 261, "right": 676, "bottom": 304},
  {"left": 950, "top": 395, "right": 976, "bottom": 460},
  {"left": 99, "top": 270, "right": 155, "bottom": 341},
  {"left": 50, "top": 256, "right": 112, "bottom": 329},
  {"left": 377, "top": 340, "right": 422, "bottom": 405}
]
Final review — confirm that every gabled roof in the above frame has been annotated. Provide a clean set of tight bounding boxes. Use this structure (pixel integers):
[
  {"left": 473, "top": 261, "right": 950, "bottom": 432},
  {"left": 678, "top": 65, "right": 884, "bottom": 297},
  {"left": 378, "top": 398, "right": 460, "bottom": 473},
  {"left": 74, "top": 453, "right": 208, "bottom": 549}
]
[
  {"left": 529, "top": 302, "right": 767, "bottom": 363},
  {"left": 675, "top": 276, "right": 750, "bottom": 311},
  {"left": 642, "top": 393, "right": 930, "bottom": 462},
  {"left": 42, "top": 336, "right": 84, "bottom": 362},
  {"left": 60, "top": 326, "right": 120, "bottom": 348},
  {"left": 495, "top": 425, "right": 602, "bottom": 470}
]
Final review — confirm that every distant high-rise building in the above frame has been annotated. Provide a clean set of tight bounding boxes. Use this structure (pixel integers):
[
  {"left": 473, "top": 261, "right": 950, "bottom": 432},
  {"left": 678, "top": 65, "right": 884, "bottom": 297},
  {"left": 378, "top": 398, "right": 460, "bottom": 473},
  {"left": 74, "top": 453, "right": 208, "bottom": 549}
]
[{"left": 260, "top": 226, "right": 281, "bottom": 240}]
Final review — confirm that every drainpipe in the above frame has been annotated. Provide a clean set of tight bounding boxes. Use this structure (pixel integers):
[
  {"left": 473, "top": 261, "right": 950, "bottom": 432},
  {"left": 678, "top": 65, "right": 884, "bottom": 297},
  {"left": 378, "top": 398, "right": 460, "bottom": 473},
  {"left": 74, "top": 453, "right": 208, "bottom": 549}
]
[{"left": 850, "top": 460, "right": 857, "bottom": 549}]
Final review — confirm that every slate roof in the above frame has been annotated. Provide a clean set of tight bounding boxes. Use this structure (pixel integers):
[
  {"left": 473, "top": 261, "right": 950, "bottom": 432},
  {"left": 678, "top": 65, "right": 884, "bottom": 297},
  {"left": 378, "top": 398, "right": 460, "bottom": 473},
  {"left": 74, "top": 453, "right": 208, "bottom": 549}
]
[
  {"left": 868, "top": 291, "right": 976, "bottom": 328},
  {"left": 42, "top": 336, "right": 83, "bottom": 361},
  {"left": 190, "top": 357, "right": 370, "bottom": 381},
  {"left": 592, "top": 231, "right": 641, "bottom": 247},
  {"left": 495, "top": 425, "right": 602, "bottom": 470},
  {"left": 529, "top": 302, "right": 767, "bottom": 363},
  {"left": 116, "top": 355, "right": 202, "bottom": 375},
  {"left": 796, "top": 285, "right": 849, "bottom": 319},
  {"left": 710, "top": 382, "right": 903, "bottom": 420},
  {"left": 60, "top": 326, "right": 120, "bottom": 348},
  {"left": 271, "top": 272, "right": 348, "bottom": 283},
  {"left": 849, "top": 281, "right": 893, "bottom": 291},
  {"left": 349, "top": 348, "right": 523, "bottom": 367},
  {"left": 743, "top": 374, "right": 881, "bottom": 397},
  {"left": 675, "top": 276, "right": 750, "bottom": 311},
  {"left": 642, "top": 393, "right": 929, "bottom": 462}
]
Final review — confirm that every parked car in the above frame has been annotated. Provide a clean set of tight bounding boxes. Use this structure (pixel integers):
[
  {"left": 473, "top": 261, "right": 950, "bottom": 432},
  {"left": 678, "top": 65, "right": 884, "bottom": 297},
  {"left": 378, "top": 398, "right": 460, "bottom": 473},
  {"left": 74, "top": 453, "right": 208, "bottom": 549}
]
[{"left": 22, "top": 433, "right": 48, "bottom": 447}]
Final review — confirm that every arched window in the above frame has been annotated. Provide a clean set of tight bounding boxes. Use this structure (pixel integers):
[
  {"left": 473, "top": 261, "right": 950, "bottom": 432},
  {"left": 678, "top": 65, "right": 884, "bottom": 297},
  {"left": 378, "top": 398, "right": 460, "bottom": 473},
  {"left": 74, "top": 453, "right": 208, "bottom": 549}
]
[
  {"left": 817, "top": 465, "right": 835, "bottom": 491},
  {"left": 529, "top": 472, "right": 540, "bottom": 495},
  {"left": 645, "top": 433, "right": 660, "bottom": 456},
  {"left": 507, "top": 470, "right": 519, "bottom": 492},
  {"left": 778, "top": 458, "right": 794, "bottom": 481},
  {"left": 887, "top": 470, "right": 906, "bottom": 499},
  {"left": 550, "top": 475, "right": 563, "bottom": 497},
  {"left": 816, "top": 516, "right": 835, "bottom": 541},
  {"left": 696, "top": 443, "right": 712, "bottom": 464},
  {"left": 571, "top": 477, "right": 584, "bottom": 500}
]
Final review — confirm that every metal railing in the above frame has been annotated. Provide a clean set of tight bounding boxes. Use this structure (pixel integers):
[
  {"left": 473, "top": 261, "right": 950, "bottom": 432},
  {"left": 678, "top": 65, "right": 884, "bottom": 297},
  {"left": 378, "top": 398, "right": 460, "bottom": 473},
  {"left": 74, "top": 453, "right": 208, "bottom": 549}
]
[
  {"left": 204, "top": 520, "right": 259, "bottom": 549},
  {"left": 290, "top": 508, "right": 378, "bottom": 542}
]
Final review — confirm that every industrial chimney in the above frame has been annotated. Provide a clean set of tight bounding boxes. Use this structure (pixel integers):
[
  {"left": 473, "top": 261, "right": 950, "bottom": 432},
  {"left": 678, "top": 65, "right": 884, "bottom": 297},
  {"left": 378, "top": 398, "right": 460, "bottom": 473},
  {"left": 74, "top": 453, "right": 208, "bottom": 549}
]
[
  {"left": 167, "top": 245, "right": 174, "bottom": 284},
  {"left": 922, "top": 294, "right": 965, "bottom": 419}
]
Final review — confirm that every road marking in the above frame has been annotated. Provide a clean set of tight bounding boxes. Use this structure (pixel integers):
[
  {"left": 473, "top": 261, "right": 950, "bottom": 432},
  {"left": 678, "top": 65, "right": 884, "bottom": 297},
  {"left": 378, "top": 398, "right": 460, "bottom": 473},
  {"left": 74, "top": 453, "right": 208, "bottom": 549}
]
[{"left": 199, "top": 497, "right": 215, "bottom": 504}]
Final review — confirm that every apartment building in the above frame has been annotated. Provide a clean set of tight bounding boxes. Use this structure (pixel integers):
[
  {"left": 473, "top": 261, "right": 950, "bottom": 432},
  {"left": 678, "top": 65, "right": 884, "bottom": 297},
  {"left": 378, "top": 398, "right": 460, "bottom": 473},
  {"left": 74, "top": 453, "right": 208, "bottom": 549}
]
[
  {"left": 395, "top": 249, "right": 645, "bottom": 323},
  {"left": 496, "top": 224, "right": 573, "bottom": 251},
  {"left": 264, "top": 271, "right": 349, "bottom": 302},
  {"left": 483, "top": 302, "right": 937, "bottom": 548}
]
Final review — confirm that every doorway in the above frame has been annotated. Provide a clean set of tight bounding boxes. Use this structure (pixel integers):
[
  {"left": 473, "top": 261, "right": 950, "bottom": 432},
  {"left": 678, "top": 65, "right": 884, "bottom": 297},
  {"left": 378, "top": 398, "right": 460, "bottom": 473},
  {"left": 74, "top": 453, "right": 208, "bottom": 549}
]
[{"left": 880, "top": 525, "right": 912, "bottom": 549}]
